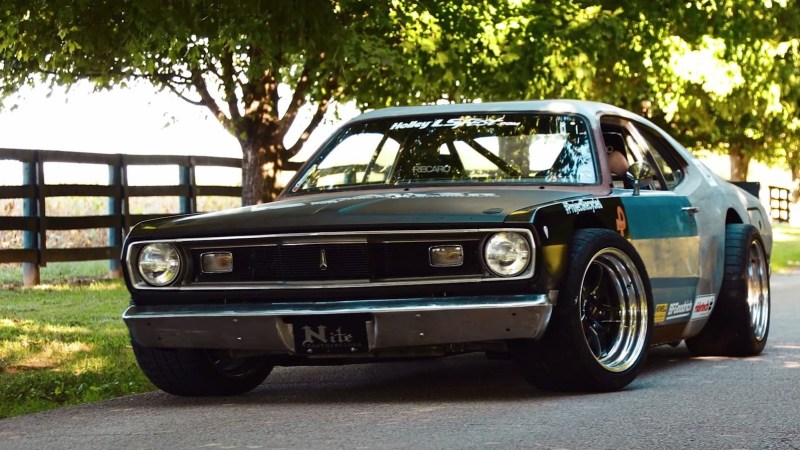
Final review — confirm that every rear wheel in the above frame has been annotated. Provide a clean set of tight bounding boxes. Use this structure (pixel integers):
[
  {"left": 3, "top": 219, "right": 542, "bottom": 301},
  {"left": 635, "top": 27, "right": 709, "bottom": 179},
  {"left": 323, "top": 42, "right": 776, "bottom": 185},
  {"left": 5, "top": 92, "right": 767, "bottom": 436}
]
[
  {"left": 685, "top": 224, "right": 770, "bottom": 356},
  {"left": 132, "top": 342, "right": 273, "bottom": 396},
  {"left": 513, "top": 229, "right": 653, "bottom": 391}
]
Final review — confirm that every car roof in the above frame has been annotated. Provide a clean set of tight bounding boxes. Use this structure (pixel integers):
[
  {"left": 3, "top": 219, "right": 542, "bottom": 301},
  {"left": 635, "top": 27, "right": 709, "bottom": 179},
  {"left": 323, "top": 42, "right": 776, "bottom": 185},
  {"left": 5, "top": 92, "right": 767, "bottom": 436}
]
[{"left": 350, "top": 100, "right": 642, "bottom": 124}]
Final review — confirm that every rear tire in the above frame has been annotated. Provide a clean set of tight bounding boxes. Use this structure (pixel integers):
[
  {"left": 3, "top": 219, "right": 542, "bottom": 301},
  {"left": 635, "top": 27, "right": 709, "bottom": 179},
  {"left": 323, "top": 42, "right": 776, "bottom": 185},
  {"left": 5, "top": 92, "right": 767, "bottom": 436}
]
[
  {"left": 685, "top": 224, "right": 770, "bottom": 356},
  {"left": 512, "top": 229, "right": 653, "bottom": 391},
  {"left": 132, "top": 341, "right": 273, "bottom": 396}
]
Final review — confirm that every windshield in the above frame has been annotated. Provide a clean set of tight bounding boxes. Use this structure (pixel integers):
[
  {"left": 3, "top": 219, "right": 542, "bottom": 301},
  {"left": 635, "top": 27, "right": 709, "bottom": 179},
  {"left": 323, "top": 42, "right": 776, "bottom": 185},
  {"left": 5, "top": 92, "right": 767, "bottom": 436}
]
[{"left": 289, "top": 113, "right": 596, "bottom": 194}]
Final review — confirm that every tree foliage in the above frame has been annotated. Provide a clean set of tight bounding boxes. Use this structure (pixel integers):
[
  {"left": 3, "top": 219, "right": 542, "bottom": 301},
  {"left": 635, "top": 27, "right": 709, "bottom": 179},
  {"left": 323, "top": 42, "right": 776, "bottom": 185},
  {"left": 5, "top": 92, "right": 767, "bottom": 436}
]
[
  {"left": 631, "top": 0, "right": 800, "bottom": 180},
  {"left": 1, "top": 0, "right": 799, "bottom": 200},
  {"left": 1, "top": 0, "right": 403, "bottom": 203}
]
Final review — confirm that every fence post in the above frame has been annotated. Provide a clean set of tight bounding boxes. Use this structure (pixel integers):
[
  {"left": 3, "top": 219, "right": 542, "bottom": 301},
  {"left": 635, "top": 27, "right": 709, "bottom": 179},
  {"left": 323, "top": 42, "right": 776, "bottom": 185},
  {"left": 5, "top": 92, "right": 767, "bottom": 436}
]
[
  {"left": 108, "top": 155, "right": 123, "bottom": 277},
  {"left": 179, "top": 160, "right": 196, "bottom": 214},
  {"left": 22, "top": 156, "right": 40, "bottom": 286},
  {"left": 120, "top": 155, "right": 131, "bottom": 237}
]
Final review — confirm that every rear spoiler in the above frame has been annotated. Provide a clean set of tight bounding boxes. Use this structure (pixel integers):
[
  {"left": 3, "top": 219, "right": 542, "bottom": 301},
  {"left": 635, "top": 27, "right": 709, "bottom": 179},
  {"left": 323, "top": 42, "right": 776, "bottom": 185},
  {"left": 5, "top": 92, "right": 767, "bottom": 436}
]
[{"left": 730, "top": 181, "right": 760, "bottom": 198}]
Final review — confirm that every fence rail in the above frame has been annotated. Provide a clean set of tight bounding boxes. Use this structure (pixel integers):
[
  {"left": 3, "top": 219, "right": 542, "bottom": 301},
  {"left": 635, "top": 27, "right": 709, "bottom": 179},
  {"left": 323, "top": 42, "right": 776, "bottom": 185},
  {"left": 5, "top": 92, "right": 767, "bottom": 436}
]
[{"left": 0, "top": 148, "right": 243, "bottom": 286}]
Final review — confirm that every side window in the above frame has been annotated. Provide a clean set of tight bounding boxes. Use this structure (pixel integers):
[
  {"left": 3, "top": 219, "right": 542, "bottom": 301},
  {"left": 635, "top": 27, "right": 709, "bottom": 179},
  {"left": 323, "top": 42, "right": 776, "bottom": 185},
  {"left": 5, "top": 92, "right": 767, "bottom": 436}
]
[
  {"left": 633, "top": 125, "right": 686, "bottom": 190},
  {"left": 601, "top": 119, "right": 667, "bottom": 191},
  {"left": 600, "top": 123, "right": 635, "bottom": 189}
]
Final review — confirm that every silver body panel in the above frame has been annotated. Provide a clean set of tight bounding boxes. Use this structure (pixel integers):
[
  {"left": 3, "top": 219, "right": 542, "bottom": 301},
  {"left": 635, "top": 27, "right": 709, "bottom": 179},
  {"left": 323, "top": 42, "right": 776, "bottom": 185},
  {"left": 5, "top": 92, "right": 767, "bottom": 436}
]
[{"left": 670, "top": 150, "right": 771, "bottom": 339}]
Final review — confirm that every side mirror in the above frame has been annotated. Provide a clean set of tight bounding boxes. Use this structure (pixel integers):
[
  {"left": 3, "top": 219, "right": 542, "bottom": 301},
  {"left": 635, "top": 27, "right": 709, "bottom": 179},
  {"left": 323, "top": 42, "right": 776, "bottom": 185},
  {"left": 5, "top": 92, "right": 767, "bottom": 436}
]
[{"left": 627, "top": 161, "right": 654, "bottom": 196}]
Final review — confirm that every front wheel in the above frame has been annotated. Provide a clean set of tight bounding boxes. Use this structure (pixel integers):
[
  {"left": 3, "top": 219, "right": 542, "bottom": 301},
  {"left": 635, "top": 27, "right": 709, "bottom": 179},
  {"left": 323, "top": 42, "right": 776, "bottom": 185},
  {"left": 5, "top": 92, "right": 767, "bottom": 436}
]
[
  {"left": 132, "top": 341, "right": 273, "bottom": 396},
  {"left": 513, "top": 229, "right": 653, "bottom": 391}
]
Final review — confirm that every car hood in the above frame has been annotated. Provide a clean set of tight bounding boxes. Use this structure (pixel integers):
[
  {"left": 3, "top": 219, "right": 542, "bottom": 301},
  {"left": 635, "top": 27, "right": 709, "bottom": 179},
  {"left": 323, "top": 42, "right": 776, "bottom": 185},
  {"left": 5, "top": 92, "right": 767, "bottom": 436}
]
[{"left": 131, "top": 188, "right": 590, "bottom": 239}]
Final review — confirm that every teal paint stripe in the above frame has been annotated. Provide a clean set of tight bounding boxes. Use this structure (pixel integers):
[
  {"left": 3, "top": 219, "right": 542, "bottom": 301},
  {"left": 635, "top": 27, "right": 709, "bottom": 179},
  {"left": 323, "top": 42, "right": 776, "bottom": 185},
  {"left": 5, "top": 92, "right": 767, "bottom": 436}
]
[
  {"left": 649, "top": 277, "right": 699, "bottom": 290},
  {"left": 652, "top": 285, "right": 695, "bottom": 296},
  {"left": 620, "top": 196, "right": 697, "bottom": 239},
  {"left": 650, "top": 277, "right": 698, "bottom": 317}
]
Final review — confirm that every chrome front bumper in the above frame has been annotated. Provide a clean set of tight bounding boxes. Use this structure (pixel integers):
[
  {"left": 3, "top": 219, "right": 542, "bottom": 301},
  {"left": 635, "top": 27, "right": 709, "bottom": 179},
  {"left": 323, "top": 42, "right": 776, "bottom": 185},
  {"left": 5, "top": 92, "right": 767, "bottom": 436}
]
[{"left": 123, "top": 294, "right": 553, "bottom": 353}]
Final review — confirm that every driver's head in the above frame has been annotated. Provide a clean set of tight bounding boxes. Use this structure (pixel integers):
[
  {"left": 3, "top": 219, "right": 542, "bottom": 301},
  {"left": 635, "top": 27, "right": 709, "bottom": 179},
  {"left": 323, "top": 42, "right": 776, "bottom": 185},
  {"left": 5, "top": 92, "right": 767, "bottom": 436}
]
[{"left": 608, "top": 150, "right": 629, "bottom": 178}]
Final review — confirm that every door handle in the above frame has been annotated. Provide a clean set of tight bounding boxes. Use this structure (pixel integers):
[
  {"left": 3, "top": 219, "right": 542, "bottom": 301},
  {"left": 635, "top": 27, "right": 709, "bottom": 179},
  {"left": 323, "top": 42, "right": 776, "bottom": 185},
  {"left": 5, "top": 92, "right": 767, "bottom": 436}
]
[{"left": 682, "top": 206, "right": 700, "bottom": 215}]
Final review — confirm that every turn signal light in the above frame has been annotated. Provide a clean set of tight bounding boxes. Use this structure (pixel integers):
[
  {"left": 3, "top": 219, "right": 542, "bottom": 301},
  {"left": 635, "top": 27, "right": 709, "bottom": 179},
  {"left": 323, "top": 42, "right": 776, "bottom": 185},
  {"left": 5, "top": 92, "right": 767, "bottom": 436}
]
[
  {"left": 201, "top": 252, "right": 234, "bottom": 273},
  {"left": 429, "top": 245, "right": 464, "bottom": 267}
]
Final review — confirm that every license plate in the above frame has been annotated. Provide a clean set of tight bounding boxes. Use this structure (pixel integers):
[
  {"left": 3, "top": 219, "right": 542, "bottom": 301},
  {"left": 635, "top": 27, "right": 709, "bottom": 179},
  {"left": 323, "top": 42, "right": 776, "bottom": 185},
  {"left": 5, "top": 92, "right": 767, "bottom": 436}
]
[{"left": 293, "top": 316, "right": 368, "bottom": 354}]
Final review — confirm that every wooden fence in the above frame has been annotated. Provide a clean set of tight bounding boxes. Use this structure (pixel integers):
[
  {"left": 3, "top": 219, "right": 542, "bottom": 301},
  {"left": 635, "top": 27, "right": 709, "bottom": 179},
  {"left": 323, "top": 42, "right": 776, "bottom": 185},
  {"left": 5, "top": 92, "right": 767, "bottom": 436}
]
[{"left": 0, "top": 148, "right": 243, "bottom": 286}]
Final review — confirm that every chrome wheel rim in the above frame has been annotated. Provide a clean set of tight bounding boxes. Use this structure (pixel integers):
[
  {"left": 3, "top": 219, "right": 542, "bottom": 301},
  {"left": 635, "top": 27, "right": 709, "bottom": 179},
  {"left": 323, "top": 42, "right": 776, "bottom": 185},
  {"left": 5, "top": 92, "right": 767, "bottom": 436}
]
[
  {"left": 747, "top": 239, "right": 770, "bottom": 341},
  {"left": 578, "top": 248, "right": 648, "bottom": 372}
]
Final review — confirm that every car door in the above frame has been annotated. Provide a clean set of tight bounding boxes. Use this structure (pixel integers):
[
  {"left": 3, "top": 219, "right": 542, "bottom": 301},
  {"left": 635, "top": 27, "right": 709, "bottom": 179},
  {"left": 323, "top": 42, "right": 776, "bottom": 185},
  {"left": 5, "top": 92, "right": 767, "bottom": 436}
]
[{"left": 600, "top": 117, "right": 703, "bottom": 344}]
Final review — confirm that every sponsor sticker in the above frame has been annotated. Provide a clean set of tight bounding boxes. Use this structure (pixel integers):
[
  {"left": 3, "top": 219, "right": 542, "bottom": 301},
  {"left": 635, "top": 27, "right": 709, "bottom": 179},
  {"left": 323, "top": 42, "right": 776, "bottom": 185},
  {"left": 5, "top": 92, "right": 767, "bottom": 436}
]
[
  {"left": 308, "top": 192, "right": 497, "bottom": 206},
  {"left": 563, "top": 198, "right": 603, "bottom": 215},
  {"left": 655, "top": 304, "right": 668, "bottom": 323},
  {"left": 389, "top": 117, "right": 521, "bottom": 131},
  {"left": 412, "top": 164, "right": 451, "bottom": 175},
  {"left": 615, "top": 206, "right": 627, "bottom": 236},
  {"left": 693, "top": 160, "right": 718, "bottom": 187},
  {"left": 251, "top": 202, "right": 305, "bottom": 212},
  {"left": 389, "top": 120, "right": 434, "bottom": 130},
  {"left": 655, "top": 299, "right": 694, "bottom": 323},
  {"left": 255, "top": 192, "right": 501, "bottom": 210},
  {"left": 690, "top": 295, "right": 715, "bottom": 321},
  {"left": 666, "top": 299, "right": 693, "bottom": 320}
]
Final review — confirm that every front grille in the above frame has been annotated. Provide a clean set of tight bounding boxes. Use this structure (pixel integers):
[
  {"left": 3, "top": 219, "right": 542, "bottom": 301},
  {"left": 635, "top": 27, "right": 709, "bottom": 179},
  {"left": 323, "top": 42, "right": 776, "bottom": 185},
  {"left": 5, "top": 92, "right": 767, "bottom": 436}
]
[
  {"left": 191, "top": 238, "right": 482, "bottom": 283},
  {"left": 193, "top": 243, "right": 371, "bottom": 283},
  {"left": 278, "top": 243, "right": 370, "bottom": 280}
]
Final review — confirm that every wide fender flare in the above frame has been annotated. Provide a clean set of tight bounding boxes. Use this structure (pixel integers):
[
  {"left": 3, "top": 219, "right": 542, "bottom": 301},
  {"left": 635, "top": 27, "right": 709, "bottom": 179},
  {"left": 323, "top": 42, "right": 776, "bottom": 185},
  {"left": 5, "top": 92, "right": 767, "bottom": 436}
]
[{"left": 509, "top": 196, "right": 630, "bottom": 288}]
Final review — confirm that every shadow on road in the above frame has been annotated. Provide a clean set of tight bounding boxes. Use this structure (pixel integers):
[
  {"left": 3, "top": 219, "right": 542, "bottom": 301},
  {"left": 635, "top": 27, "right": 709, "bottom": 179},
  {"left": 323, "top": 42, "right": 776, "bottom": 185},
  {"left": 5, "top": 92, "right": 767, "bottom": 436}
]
[
  {"left": 643, "top": 342, "right": 701, "bottom": 373},
  {"left": 131, "top": 343, "right": 721, "bottom": 409}
]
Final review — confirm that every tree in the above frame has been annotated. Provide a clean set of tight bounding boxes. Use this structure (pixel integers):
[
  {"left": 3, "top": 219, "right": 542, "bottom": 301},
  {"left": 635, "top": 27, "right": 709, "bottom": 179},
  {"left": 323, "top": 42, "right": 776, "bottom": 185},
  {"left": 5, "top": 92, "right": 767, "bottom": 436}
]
[
  {"left": 0, "top": 1, "right": 403, "bottom": 204},
  {"left": 3, "top": 0, "right": 797, "bottom": 195},
  {"left": 395, "top": 0, "right": 800, "bottom": 184},
  {"left": 616, "top": 0, "right": 800, "bottom": 181},
  {"left": 2, "top": 1, "right": 575, "bottom": 204}
]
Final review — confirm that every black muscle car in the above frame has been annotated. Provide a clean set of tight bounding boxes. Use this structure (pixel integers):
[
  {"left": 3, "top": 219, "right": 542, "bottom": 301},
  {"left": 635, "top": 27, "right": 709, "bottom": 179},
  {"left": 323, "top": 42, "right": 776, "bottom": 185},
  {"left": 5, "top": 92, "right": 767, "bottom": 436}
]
[{"left": 123, "top": 100, "right": 771, "bottom": 395}]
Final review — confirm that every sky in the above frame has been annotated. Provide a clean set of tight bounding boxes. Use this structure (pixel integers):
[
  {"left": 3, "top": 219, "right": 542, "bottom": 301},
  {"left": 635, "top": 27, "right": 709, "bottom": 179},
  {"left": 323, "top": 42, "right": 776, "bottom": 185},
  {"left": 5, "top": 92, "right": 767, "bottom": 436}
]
[
  {"left": 0, "top": 81, "right": 356, "bottom": 186},
  {"left": 0, "top": 81, "right": 240, "bottom": 157}
]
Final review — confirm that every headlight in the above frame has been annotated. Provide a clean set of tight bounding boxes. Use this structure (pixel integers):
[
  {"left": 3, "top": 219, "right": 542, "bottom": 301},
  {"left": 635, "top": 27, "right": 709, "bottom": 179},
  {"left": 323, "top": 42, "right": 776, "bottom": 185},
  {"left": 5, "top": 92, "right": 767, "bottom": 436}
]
[
  {"left": 137, "top": 243, "right": 181, "bottom": 286},
  {"left": 484, "top": 232, "right": 531, "bottom": 277}
]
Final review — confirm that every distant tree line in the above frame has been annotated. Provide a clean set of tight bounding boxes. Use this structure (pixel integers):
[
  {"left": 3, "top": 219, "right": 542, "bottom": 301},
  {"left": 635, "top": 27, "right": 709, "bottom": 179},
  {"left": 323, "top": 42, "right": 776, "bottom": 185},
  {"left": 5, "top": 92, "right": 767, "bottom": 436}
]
[{"left": 1, "top": 0, "right": 798, "bottom": 204}]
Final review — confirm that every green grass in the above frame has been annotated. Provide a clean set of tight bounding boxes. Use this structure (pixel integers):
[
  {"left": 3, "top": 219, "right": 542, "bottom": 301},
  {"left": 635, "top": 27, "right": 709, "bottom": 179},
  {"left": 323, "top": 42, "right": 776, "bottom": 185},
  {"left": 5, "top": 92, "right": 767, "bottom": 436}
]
[
  {"left": 771, "top": 224, "right": 800, "bottom": 272},
  {"left": 0, "top": 279, "right": 154, "bottom": 419},
  {"left": 0, "top": 260, "right": 111, "bottom": 285}
]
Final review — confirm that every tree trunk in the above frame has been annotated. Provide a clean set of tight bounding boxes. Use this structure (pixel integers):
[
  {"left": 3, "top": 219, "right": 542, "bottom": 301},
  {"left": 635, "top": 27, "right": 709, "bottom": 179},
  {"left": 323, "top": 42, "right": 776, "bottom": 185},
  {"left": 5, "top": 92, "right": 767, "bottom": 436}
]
[
  {"left": 789, "top": 152, "right": 800, "bottom": 203},
  {"left": 261, "top": 135, "right": 286, "bottom": 203},
  {"left": 729, "top": 144, "right": 751, "bottom": 182},
  {"left": 239, "top": 133, "right": 287, "bottom": 206},
  {"left": 240, "top": 140, "right": 264, "bottom": 206}
]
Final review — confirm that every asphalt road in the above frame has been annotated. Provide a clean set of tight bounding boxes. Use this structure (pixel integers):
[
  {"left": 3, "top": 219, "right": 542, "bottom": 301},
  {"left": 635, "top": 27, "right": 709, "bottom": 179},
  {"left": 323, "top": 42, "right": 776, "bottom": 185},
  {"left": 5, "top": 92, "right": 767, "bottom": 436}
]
[{"left": 2, "top": 274, "right": 799, "bottom": 449}]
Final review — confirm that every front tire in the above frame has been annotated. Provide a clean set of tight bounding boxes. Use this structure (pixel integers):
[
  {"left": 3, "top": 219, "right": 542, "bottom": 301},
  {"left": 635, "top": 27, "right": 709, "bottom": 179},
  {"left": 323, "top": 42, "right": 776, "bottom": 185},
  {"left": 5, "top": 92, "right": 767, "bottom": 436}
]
[
  {"left": 132, "top": 341, "right": 273, "bottom": 396},
  {"left": 513, "top": 229, "right": 653, "bottom": 391},
  {"left": 685, "top": 224, "right": 770, "bottom": 356}
]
